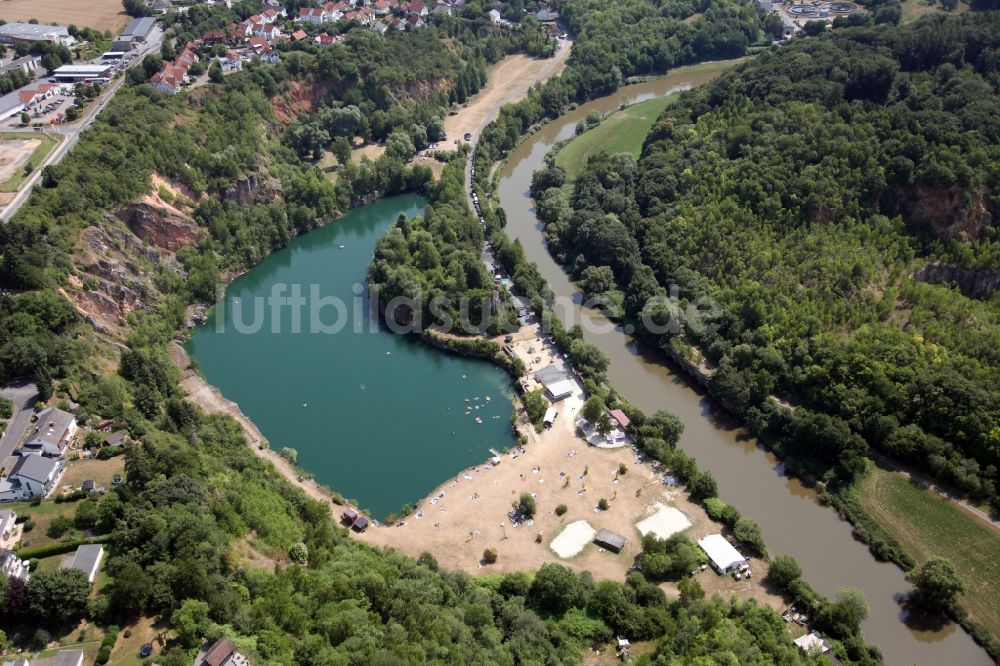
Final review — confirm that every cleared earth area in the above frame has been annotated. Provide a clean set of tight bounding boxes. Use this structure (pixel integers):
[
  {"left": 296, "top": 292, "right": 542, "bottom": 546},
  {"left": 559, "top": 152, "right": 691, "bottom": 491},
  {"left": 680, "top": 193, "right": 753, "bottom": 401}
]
[{"left": 0, "top": 0, "right": 129, "bottom": 33}]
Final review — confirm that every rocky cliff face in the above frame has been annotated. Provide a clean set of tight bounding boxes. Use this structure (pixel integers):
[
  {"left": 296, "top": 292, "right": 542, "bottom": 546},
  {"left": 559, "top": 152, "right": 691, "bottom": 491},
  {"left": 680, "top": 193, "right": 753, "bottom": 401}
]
[
  {"left": 66, "top": 222, "right": 185, "bottom": 337},
  {"left": 115, "top": 202, "right": 204, "bottom": 251},
  {"left": 893, "top": 184, "right": 994, "bottom": 242},
  {"left": 913, "top": 262, "right": 1000, "bottom": 299}
]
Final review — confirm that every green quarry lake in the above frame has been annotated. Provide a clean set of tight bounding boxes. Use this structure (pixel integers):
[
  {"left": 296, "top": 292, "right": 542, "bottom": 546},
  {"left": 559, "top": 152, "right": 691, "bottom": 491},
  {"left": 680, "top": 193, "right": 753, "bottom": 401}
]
[{"left": 188, "top": 194, "right": 517, "bottom": 519}]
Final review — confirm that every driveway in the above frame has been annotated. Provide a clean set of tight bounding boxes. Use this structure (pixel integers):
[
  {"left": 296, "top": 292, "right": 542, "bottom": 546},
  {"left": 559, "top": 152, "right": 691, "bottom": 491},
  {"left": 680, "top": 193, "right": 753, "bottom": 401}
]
[{"left": 0, "top": 379, "right": 38, "bottom": 473}]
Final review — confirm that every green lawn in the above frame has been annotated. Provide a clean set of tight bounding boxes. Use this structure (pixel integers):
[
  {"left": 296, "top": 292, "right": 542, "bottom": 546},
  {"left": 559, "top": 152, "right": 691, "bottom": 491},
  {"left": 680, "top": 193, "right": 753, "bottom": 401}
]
[
  {"left": 0, "top": 132, "right": 61, "bottom": 192},
  {"left": 859, "top": 467, "right": 1000, "bottom": 640},
  {"left": 9, "top": 499, "right": 83, "bottom": 552},
  {"left": 555, "top": 95, "right": 680, "bottom": 179}
]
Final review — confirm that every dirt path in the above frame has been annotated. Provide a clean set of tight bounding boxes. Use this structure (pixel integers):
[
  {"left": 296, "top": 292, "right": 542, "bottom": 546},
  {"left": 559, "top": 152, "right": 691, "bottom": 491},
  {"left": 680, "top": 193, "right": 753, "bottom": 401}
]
[{"left": 170, "top": 342, "right": 338, "bottom": 509}]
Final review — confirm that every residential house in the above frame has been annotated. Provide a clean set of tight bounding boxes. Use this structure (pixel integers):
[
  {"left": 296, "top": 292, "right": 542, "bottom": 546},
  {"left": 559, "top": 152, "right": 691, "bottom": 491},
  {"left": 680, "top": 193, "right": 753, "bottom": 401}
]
[
  {"left": 372, "top": 20, "right": 389, "bottom": 34},
  {"left": 407, "top": 15, "right": 425, "bottom": 28},
  {"left": 0, "top": 548, "right": 29, "bottom": 581},
  {"left": 148, "top": 0, "right": 172, "bottom": 14},
  {"left": 149, "top": 48, "right": 198, "bottom": 94},
  {"left": 0, "top": 508, "right": 15, "bottom": 539},
  {"left": 260, "top": 48, "right": 281, "bottom": 64},
  {"left": 373, "top": 0, "right": 391, "bottom": 15},
  {"left": 247, "top": 36, "right": 270, "bottom": 54},
  {"left": 218, "top": 52, "right": 243, "bottom": 71},
  {"left": 24, "top": 407, "right": 76, "bottom": 457},
  {"left": 254, "top": 23, "right": 282, "bottom": 40},
  {"left": 488, "top": 8, "right": 502, "bottom": 22},
  {"left": 5, "top": 650, "right": 86, "bottom": 666},
  {"left": 0, "top": 455, "right": 63, "bottom": 501},
  {"left": 298, "top": 6, "right": 333, "bottom": 23},
  {"left": 61, "top": 544, "right": 104, "bottom": 583},
  {"left": 407, "top": 0, "right": 429, "bottom": 16},
  {"left": 432, "top": 4, "right": 452, "bottom": 17},
  {"left": 202, "top": 30, "right": 227, "bottom": 45},
  {"left": 198, "top": 638, "right": 250, "bottom": 666},
  {"left": 290, "top": 29, "right": 308, "bottom": 41}
]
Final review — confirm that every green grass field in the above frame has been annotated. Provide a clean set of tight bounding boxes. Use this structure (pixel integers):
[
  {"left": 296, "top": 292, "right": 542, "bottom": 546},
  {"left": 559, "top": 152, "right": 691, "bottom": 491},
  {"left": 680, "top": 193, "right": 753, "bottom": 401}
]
[
  {"left": 860, "top": 467, "right": 1000, "bottom": 639},
  {"left": 899, "top": 0, "right": 969, "bottom": 23},
  {"left": 0, "top": 132, "right": 61, "bottom": 192},
  {"left": 555, "top": 94, "right": 679, "bottom": 179}
]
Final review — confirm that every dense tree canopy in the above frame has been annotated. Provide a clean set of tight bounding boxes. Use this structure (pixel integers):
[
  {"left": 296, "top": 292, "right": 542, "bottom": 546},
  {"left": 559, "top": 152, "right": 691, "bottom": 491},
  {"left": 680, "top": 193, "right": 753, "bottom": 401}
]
[{"left": 534, "top": 14, "right": 1000, "bottom": 507}]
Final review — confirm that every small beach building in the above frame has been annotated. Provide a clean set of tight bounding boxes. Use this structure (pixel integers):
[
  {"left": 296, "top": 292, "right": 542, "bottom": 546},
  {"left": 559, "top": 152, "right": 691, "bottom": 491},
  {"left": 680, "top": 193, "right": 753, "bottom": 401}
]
[
  {"left": 609, "top": 409, "right": 630, "bottom": 429},
  {"left": 352, "top": 516, "right": 370, "bottom": 532},
  {"left": 698, "top": 534, "right": 745, "bottom": 573},
  {"left": 594, "top": 528, "right": 628, "bottom": 553},
  {"left": 544, "top": 379, "right": 576, "bottom": 402},
  {"left": 543, "top": 407, "right": 558, "bottom": 428},
  {"left": 342, "top": 508, "right": 359, "bottom": 524},
  {"left": 534, "top": 365, "right": 576, "bottom": 401}
]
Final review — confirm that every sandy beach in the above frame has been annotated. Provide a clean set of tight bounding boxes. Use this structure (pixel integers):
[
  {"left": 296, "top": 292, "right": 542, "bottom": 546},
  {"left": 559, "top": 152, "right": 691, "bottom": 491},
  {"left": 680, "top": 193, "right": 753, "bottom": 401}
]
[{"left": 358, "top": 325, "right": 785, "bottom": 610}]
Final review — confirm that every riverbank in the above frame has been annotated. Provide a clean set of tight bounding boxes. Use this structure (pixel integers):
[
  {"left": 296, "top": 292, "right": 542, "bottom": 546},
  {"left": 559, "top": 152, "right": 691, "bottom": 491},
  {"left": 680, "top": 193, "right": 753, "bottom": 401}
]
[
  {"left": 486, "top": 65, "right": 993, "bottom": 664},
  {"left": 170, "top": 342, "right": 342, "bottom": 510}
]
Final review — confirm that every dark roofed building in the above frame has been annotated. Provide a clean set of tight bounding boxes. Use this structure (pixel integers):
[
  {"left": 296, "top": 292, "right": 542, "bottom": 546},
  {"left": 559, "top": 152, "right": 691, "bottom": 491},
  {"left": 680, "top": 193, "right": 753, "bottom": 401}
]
[
  {"left": 201, "top": 638, "right": 236, "bottom": 666},
  {"left": 352, "top": 515, "right": 370, "bottom": 532},
  {"left": 123, "top": 17, "right": 157, "bottom": 40},
  {"left": 594, "top": 528, "right": 628, "bottom": 553},
  {"left": 534, "top": 365, "right": 569, "bottom": 386},
  {"left": 102, "top": 431, "right": 126, "bottom": 447}
]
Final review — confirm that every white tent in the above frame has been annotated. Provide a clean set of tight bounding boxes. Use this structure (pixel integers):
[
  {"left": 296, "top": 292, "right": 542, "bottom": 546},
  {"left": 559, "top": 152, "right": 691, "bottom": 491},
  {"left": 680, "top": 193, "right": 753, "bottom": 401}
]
[
  {"left": 794, "top": 631, "right": 831, "bottom": 654},
  {"left": 697, "top": 534, "right": 744, "bottom": 573}
]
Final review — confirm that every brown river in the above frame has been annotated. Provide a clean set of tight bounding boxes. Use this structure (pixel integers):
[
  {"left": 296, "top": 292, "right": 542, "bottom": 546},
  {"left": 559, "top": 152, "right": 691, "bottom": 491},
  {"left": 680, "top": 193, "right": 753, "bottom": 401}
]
[{"left": 495, "top": 61, "right": 992, "bottom": 665}]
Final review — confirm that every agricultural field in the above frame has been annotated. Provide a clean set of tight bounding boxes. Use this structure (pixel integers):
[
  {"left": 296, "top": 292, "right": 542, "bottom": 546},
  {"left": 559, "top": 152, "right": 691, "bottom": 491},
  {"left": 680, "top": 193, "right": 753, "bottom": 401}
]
[
  {"left": 0, "top": 132, "right": 60, "bottom": 193},
  {"left": 860, "top": 466, "right": 1000, "bottom": 640},
  {"left": 555, "top": 95, "right": 679, "bottom": 179},
  {"left": 0, "top": 0, "right": 129, "bottom": 33}
]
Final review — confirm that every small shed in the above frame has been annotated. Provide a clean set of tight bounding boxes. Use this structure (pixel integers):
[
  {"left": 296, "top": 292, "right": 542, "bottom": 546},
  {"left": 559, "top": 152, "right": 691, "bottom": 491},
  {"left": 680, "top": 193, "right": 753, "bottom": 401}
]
[
  {"left": 543, "top": 407, "right": 558, "bottom": 427},
  {"left": 342, "top": 508, "right": 359, "bottom": 524},
  {"left": 81, "top": 480, "right": 96, "bottom": 493},
  {"left": 609, "top": 409, "right": 630, "bottom": 429},
  {"left": 102, "top": 431, "right": 126, "bottom": 447},
  {"left": 594, "top": 528, "right": 628, "bottom": 553},
  {"left": 352, "top": 515, "right": 370, "bottom": 532},
  {"left": 698, "top": 534, "right": 745, "bottom": 573}
]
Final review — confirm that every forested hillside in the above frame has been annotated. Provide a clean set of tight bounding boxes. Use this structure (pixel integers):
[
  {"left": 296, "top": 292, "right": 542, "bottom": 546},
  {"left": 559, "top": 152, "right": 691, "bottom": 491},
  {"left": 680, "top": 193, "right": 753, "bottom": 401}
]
[{"left": 531, "top": 14, "right": 1000, "bottom": 510}]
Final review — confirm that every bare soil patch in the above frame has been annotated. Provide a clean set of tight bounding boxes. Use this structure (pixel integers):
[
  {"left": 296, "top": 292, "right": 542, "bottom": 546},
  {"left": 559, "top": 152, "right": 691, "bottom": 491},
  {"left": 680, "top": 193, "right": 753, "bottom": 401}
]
[
  {"left": 444, "top": 39, "right": 571, "bottom": 146},
  {"left": 0, "top": 138, "right": 39, "bottom": 185}
]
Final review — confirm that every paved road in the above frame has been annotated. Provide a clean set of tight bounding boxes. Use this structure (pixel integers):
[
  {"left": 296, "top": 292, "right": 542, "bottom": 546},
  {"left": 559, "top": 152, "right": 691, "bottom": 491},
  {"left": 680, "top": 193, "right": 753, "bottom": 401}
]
[
  {"left": 0, "top": 28, "right": 163, "bottom": 223},
  {"left": 0, "top": 379, "right": 38, "bottom": 473}
]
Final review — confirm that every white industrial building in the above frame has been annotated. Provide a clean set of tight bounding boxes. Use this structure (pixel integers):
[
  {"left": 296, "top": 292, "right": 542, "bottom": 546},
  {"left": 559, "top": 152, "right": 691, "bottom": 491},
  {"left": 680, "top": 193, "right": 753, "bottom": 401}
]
[
  {"left": 51, "top": 64, "right": 115, "bottom": 83},
  {"left": 697, "top": 533, "right": 746, "bottom": 573},
  {"left": 0, "top": 23, "right": 75, "bottom": 46}
]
